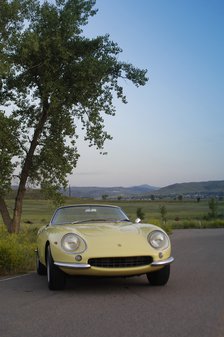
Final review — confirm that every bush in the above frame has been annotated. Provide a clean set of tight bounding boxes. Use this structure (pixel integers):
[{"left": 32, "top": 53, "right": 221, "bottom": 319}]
[
  {"left": 160, "top": 224, "right": 173, "bottom": 234},
  {"left": 144, "top": 218, "right": 173, "bottom": 234},
  {"left": 170, "top": 219, "right": 224, "bottom": 229},
  {"left": 202, "top": 219, "right": 224, "bottom": 228},
  {"left": 0, "top": 226, "right": 38, "bottom": 275},
  {"left": 136, "top": 207, "right": 145, "bottom": 220}
]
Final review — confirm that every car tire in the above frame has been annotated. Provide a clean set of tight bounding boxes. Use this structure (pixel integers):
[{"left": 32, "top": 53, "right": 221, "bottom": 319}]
[
  {"left": 147, "top": 265, "right": 170, "bottom": 286},
  {"left": 36, "top": 250, "right": 47, "bottom": 275},
  {"left": 47, "top": 246, "right": 66, "bottom": 290}
]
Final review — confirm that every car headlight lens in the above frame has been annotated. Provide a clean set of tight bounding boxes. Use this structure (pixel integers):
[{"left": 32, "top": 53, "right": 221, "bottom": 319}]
[
  {"left": 148, "top": 230, "right": 169, "bottom": 250},
  {"left": 61, "top": 234, "right": 81, "bottom": 253}
]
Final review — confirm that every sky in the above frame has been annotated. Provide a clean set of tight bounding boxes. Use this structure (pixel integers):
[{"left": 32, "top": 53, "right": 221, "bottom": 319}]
[{"left": 69, "top": 0, "right": 224, "bottom": 188}]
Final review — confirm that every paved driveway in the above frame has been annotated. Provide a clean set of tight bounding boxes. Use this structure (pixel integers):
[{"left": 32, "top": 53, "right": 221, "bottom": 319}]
[{"left": 0, "top": 229, "right": 224, "bottom": 337}]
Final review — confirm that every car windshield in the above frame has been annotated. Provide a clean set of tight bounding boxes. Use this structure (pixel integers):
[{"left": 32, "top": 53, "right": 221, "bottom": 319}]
[{"left": 50, "top": 205, "right": 130, "bottom": 225}]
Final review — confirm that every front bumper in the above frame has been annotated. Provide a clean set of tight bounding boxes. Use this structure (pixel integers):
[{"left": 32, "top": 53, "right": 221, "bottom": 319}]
[
  {"left": 54, "top": 262, "right": 91, "bottom": 269},
  {"left": 151, "top": 256, "right": 174, "bottom": 266},
  {"left": 54, "top": 256, "right": 174, "bottom": 270}
]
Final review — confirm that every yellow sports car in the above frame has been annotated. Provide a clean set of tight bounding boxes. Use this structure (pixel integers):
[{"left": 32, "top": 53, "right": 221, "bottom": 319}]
[{"left": 36, "top": 204, "right": 174, "bottom": 290}]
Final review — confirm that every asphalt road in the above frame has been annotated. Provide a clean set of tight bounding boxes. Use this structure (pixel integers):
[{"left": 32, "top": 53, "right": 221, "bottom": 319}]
[{"left": 0, "top": 229, "right": 224, "bottom": 337}]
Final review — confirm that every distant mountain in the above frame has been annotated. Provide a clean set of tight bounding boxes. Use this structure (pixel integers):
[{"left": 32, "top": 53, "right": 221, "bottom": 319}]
[
  {"left": 154, "top": 180, "right": 224, "bottom": 196},
  {"left": 65, "top": 184, "right": 158, "bottom": 198},
  {"left": 12, "top": 180, "right": 224, "bottom": 199},
  {"left": 65, "top": 180, "right": 224, "bottom": 198}
]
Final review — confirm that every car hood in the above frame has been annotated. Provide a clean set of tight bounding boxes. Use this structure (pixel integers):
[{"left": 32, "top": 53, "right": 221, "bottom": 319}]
[
  {"left": 61, "top": 222, "right": 140, "bottom": 237},
  {"left": 69, "top": 221, "right": 138, "bottom": 231},
  {"left": 44, "top": 221, "right": 170, "bottom": 260},
  {"left": 54, "top": 221, "right": 160, "bottom": 239},
  {"left": 54, "top": 222, "right": 157, "bottom": 257}
]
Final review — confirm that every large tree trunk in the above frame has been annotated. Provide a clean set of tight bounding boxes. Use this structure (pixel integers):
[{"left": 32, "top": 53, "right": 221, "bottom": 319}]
[
  {"left": 4, "top": 103, "right": 50, "bottom": 233},
  {"left": 11, "top": 188, "right": 26, "bottom": 233},
  {"left": 0, "top": 196, "right": 13, "bottom": 232}
]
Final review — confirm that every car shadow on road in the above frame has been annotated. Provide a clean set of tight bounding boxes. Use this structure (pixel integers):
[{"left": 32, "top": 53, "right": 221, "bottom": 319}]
[{"left": 64, "top": 274, "right": 164, "bottom": 293}]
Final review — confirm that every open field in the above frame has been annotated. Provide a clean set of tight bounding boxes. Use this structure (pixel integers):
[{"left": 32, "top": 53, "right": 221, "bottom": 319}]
[{"left": 1, "top": 197, "right": 224, "bottom": 228}]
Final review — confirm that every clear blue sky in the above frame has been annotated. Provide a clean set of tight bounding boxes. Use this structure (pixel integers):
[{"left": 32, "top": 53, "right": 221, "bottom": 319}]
[{"left": 70, "top": 0, "right": 224, "bottom": 188}]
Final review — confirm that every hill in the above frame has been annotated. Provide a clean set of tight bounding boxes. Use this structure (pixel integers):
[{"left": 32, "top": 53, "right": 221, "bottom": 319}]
[
  {"left": 154, "top": 180, "right": 224, "bottom": 196},
  {"left": 11, "top": 180, "right": 224, "bottom": 199},
  {"left": 65, "top": 184, "right": 158, "bottom": 198},
  {"left": 66, "top": 180, "right": 224, "bottom": 199}
]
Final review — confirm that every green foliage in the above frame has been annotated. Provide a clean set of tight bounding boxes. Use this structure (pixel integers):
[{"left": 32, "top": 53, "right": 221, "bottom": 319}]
[
  {"left": 102, "top": 194, "right": 108, "bottom": 200},
  {"left": 136, "top": 207, "right": 145, "bottom": 220},
  {"left": 41, "top": 182, "right": 65, "bottom": 207},
  {"left": 207, "top": 198, "right": 218, "bottom": 219},
  {"left": 144, "top": 218, "right": 172, "bottom": 234},
  {"left": 0, "top": 225, "right": 37, "bottom": 275},
  {"left": 159, "top": 205, "right": 167, "bottom": 224},
  {"left": 0, "top": 112, "right": 21, "bottom": 195},
  {"left": 172, "top": 219, "right": 224, "bottom": 229},
  {"left": 160, "top": 224, "right": 173, "bottom": 234},
  {"left": 0, "top": 0, "right": 148, "bottom": 232}
]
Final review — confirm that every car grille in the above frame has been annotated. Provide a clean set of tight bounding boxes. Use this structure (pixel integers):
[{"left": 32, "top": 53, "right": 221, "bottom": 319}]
[{"left": 88, "top": 256, "right": 153, "bottom": 268}]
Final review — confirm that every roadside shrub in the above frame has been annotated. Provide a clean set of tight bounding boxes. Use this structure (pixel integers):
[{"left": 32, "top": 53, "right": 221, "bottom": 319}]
[
  {"left": 160, "top": 224, "right": 173, "bottom": 234},
  {"left": 144, "top": 218, "right": 172, "bottom": 235},
  {"left": 136, "top": 207, "right": 145, "bottom": 220},
  {"left": 201, "top": 219, "right": 224, "bottom": 228},
  {"left": 170, "top": 219, "right": 224, "bottom": 229},
  {"left": 171, "top": 220, "right": 200, "bottom": 229},
  {"left": 145, "top": 218, "right": 160, "bottom": 226},
  {"left": 0, "top": 226, "right": 37, "bottom": 275}
]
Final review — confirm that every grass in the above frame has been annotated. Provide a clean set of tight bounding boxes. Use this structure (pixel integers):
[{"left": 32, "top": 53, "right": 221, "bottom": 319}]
[{"left": 0, "top": 197, "right": 223, "bottom": 275}]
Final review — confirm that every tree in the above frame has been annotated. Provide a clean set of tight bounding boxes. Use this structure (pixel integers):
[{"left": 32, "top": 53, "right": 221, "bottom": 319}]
[
  {"left": 159, "top": 205, "right": 167, "bottom": 225},
  {"left": 102, "top": 194, "right": 108, "bottom": 201},
  {"left": 0, "top": 0, "right": 148, "bottom": 233},
  {"left": 136, "top": 207, "right": 145, "bottom": 221},
  {"left": 208, "top": 198, "right": 218, "bottom": 219},
  {"left": 196, "top": 197, "right": 201, "bottom": 203}
]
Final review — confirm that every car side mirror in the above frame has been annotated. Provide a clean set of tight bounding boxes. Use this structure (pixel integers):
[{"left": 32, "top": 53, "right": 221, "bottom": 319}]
[{"left": 135, "top": 218, "right": 142, "bottom": 224}]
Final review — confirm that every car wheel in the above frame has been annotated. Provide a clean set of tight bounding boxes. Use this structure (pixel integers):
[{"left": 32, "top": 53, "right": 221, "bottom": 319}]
[
  {"left": 147, "top": 265, "right": 170, "bottom": 286},
  {"left": 36, "top": 250, "right": 47, "bottom": 275},
  {"left": 47, "top": 246, "right": 66, "bottom": 290}
]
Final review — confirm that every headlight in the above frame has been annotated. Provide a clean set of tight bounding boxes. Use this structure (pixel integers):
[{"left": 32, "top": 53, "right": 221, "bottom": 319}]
[
  {"left": 61, "top": 233, "right": 86, "bottom": 253},
  {"left": 148, "top": 230, "right": 169, "bottom": 250}
]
